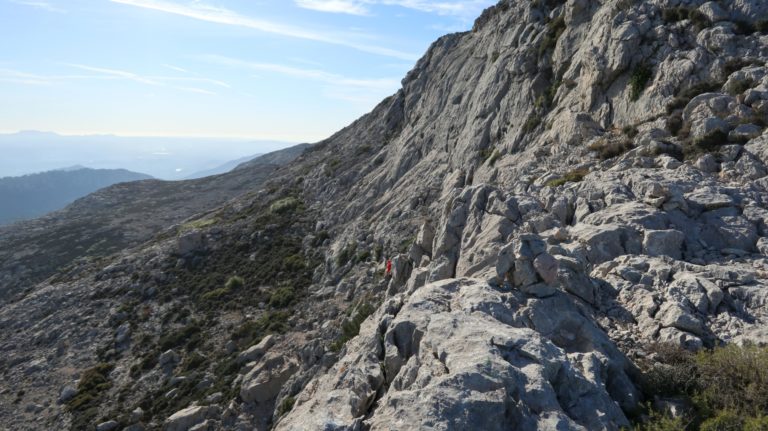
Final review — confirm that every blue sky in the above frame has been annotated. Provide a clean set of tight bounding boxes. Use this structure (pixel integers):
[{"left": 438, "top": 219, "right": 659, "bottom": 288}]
[{"left": 0, "top": 0, "right": 495, "bottom": 142}]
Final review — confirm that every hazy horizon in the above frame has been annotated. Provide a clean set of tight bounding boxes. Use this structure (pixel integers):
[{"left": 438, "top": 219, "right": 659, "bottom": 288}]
[
  {"left": 0, "top": 0, "right": 495, "bottom": 140},
  {"left": 0, "top": 130, "right": 296, "bottom": 180}
]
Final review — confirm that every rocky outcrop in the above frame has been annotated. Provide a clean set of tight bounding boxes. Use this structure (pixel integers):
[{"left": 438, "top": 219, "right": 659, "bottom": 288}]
[{"left": 277, "top": 278, "right": 638, "bottom": 430}]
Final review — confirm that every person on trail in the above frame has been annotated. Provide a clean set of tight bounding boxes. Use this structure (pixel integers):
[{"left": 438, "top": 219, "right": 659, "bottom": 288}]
[{"left": 385, "top": 259, "right": 392, "bottom": 276}]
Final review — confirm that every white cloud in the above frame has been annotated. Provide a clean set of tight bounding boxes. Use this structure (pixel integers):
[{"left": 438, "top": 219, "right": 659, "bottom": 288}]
[
  {"left": 109, "top": 0, "right": 419, "bottom": 60},
  {"left": 200, "top": 54, "right": 400, "bottom": 104},
  {"left": 8, "top": 0, "right": 65, "bottom": 13},
  {"left": 294, "top": 0, "right": 369, "bottom": 15},
  {"left": 0, "top": 65, "right": 225, "bottom": 95},
  {"left": 293, "top": 0, "right": 492, "bottom": 19},
  {"left": 163, "top": 64, "right": 189, "bottom": 73}
]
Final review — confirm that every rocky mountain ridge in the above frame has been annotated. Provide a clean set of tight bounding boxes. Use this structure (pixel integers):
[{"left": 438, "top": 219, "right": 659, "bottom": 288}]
[{"left": 2, "top": 0, "right": 768, "bottom": 430}]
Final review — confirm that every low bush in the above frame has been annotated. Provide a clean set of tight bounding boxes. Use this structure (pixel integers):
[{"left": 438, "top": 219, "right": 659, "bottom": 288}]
[
  {"left": 336, "top": 243, "right": 357, "bottom": 267},
  {"left": 330, "top": 302, "right": 376, "bottom": 352},
  {"left": 158, "top": 322, "right": 202, "bottom": 351},
  {"left": 269, "top": 286, "right": 296, "bottom": 308},
  {"left": 629, "top": 64, "right": 653, "bottom": 101},
  {"left": 662, "top": 7, "right": 710, "bottom": 30},
  {"left": 545, "top": 168, "right": 589, "bottom": 187},
  {"left": 277, "top": 396, "right": 296, "bottom": 417},
  {"left": 588, "top": 136, "right": 634, "bottom": 160},
  {"left": 538, "top": 15, "right": 566, "bottom": 58},
  {"left": 269, "top": 197, "right": 300, "bottom": 214},
  {"left": 684, "top": 130, "right": 729, "bottom": 160},
  {"left": 231, "top": 311, "right": 290, "bottom": 348},
  {"left": 67, "top": 363, "right": 114, "bottom": 430},
  {"left": 636, "top": 343, "right": 768, "bottom": 430},
  {"left": 522, "top": 114, "right": 542, "bottom": 134},
  {"left": 758, "top": 21, "right": 768, "bottom": 34}
]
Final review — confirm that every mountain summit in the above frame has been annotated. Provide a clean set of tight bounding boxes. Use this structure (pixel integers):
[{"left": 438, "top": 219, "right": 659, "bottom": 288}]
[{"left": 2, "top": 0, "right": 768, "bottom": 430}]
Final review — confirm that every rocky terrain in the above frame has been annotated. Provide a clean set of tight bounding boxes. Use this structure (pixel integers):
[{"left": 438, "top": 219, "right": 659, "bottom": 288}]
[
  {"left": 2, "top": 0, "right": 768, "bottom": 430},
  {"left": 0, "top": 145, "right": 307, "bottom": 303}
]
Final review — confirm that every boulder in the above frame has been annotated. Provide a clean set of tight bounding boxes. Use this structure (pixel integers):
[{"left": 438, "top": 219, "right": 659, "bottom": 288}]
[
  {"left": 164, "top": 406, "right": 217, "bottom": 431},
  {"left": 58, "top": 385, "right": 77, "bottom": 403},
  {"left": 177, "top": 231, "right": 207, "bottom": 255},
  {"left": 643, "top": 230, "right": 685, "bottom": 260},
  {"left": 237, "top": 335, "right": 276, "bottom": 364},
  {"left": 533, "top": 253, "right": 559, "bottom": 284},
  {"left": 159, "top": 349, "right": 181, "bottom": 367},
  {"left": 96, "top": 421, "right": 119, "bottom": 431},
  {"left": 240, "top": 355, "right": 299, "bottom": 403}
]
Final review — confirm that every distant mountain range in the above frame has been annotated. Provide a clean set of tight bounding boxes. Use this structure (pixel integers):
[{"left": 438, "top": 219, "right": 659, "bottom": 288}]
[
  {"left": 184, "top": 154, "right": 264, "bottom": 179},
  {"left": 0, "top": 167, "right": 152, "bottom": 225},
  {"left": 0, "top": 131, "right": 294, "bottom": 180}
]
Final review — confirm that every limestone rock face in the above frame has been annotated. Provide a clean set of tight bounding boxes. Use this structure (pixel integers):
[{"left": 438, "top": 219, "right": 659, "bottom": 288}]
[{"left": 276, "top": 279, "right": 637, "bottom": 431}]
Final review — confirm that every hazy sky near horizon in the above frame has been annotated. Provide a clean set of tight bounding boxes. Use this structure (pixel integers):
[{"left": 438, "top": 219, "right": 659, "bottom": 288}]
[{"left": 0, "top": 0, "right": 495, "bottom": 142}]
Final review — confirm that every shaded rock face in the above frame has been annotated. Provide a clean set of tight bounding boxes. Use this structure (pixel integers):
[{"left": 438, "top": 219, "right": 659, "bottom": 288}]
[{"left": 3, "top": 0, "right": 768, "bottom": 430}]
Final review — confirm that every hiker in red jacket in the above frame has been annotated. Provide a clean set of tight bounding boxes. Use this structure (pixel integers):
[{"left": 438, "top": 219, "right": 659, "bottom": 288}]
[{"left": 385, "top": 259, "right": 392, "bottom": 276}]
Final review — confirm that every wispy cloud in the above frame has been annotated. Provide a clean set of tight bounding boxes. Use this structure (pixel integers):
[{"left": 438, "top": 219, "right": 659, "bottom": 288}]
[
  {"left": 8, "top": 0, "right": 65, "bottom": 13},
  {"left": 294, "top": 0, "right": 492, "bottom": 19},
  {"left": 66, "top": 64, "right": 162, "bottom": 85},
  {"left": 201, "top": 54, "right": 400, "bottom": 104},
  {"left": 163, "top": 64, "right": 189, "bottom": 73},
  {"left": 0, "top": 65, "right": 226, "bottom": 95},
  {"left": 108, "top": 0, "right": 418, "bottom": 60},
  {"left": 295, "top": 0, "right": 369, "bottom": 15}
]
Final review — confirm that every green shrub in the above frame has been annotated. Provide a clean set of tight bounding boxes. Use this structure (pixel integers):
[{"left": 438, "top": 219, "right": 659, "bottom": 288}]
[
  {"left": 538, "top": 15, "right": 566, "bottom": 58},
  {"left": 182, "top": 352, "right": 207, "bottom": 372},
  {"left": 277, "top": 396, "right": 296, "bottom": 416},
  {"left": 640, "top": 343, "right": 698, "bottom": 398},
  {"left": 66, "top": 363, "right": 114, "bottom": 429},
  {"left": 330, "top": 302, "right": 376, "bottom": 352},
  {"left": 758, "top": 21, "right": 768, "bottom": 34},
  {"left": 622, "top": 125, "right": 639, "bottom": 138},
  {"left": 200, "top": 287, "right": 231, "bottom": 301},
  {"left": 629, "top": 64, "right": 653, "bottom": 101},
  {"left": 324, "top": 158, "right": 341, "bottom": 176},
  {"left": 700, "top": 411, "right": 744, "bottom": 431},
  {"left": 225, "top": 275, "right": 244, "bottom": 290},
  {"left": 313, "top": 231, "right": 330, "bottom": 247},
  {"left": 522, "top": 114, "right": 541, "bottom": 134},
  {"left": 662, "top": 7, "right": 709, "bottom": 30},
  {"left": 487, "top": 149, "right": 501, "bottom": 166},
  {"left": 726, "top": 78, "right": 754, "bottom": 96},
  {"left": 545, "top": 168, "right": 589, "bottom": 187},
  {"left": 283, "top": 254, "right": 306, "bottom": 271},
  {"left": 269, "top": 286, "right": 296, "bottom": 308},
  {"left": 336, "top": 243, "right": 357, "bottom": 267},
  {"left": 733, "top": 20, "right": 756, "bottom": 35},
  {"left": 356, "top": 250, "right": 371, "bottom": 262},
  {"left": 231, "top": 311, "right": 289, "bottom": 347},
  {"left": 588, "top": 136, "right": 634, "bottom": 160},
  {"left": 634, "top": 407, "right": 689, "bottom": 431},
  {"left": 269, "top": 197, "right": 300, "bottom": 214},
  {"left": 663, "top": 7, "right": 688, "bottom": 23},
  {"left": 685, "top": 130, "right": 729, "bottom": 160},
  {"left": 745, "top": 415, "right": 768, "bottom": 431},
  {"left": 158, "top": 323, "right": 202, "bottom": 351},
  {"left": 694, "top": 344, "right": 768, "bottom": 416},
  {"left": 636, "top": 343, "right": 768, "bottom": 430},
  {"left": 67, "top": 363, "right": 114, "bottom": 411}
]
